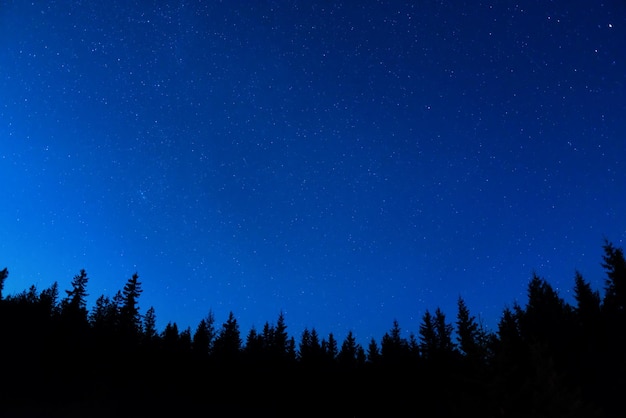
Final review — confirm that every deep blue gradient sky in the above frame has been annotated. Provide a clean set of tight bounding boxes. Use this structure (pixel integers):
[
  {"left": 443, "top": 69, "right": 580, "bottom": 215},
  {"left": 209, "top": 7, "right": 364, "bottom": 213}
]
[{"left": 2, "top": 1, "right": 625, "bottom": 345}]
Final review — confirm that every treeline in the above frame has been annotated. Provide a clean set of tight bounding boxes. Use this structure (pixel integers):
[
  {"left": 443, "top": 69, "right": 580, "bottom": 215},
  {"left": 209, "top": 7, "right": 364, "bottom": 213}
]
[{"left": 0, "top": 241, "right": 625, "bottom": 417}]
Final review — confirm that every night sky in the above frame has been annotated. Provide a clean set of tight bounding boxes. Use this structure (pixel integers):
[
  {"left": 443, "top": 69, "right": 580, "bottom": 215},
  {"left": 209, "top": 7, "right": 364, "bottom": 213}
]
[{"left": 2, "top": 1, "right": 625, "bottom": 345}]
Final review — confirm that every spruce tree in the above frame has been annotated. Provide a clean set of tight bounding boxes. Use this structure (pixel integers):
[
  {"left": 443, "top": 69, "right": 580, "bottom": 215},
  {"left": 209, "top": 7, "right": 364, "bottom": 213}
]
[
  {"left": 143, "top": 306, "right": 158, "bottom": 345},
  {"left": 324, "top": 333, "right": 338, "bottom": 362},
  {"left": 0, "top": 267, "right": 8, "bottom": 300},
  {"left": 213, "top": 311, "right": 241, "bottom": 362},
  {"left": 192, "top": 311, "right": 215, "bottom": 357},
  {"left": 62, "top": 269, "right": 89, "bottom": 325},
  {"left": 602, "top": 240, "right": 626, "bottom": 316},
  {"left": 419, "top": 310, "right": 437, "bottom": 360},
  {"left": 120, "top": 273, "right": 143, "bottom": 337},
  {"left": 274, "top": 311, "right": 289, "bottom": 360},
  {"left": 367, "top": 338, "right": 380, "bottom": 364},
  {"left": 573, "top": 271, "right": 601, "bottom": 327},
  {"left": 338, "top": 331, "right": 358, "bottom": 368}
]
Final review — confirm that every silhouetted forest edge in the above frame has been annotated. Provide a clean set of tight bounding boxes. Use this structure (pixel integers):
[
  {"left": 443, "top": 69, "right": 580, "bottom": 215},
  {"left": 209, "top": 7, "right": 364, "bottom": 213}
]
[{"left": 1, "top": 240, "right": 625, "bottom": 417}]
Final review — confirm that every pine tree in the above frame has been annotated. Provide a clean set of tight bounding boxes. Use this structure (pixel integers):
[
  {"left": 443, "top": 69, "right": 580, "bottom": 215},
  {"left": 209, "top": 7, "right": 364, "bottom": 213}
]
[
  {"left": 213, "top": 311, "right": 241, "bottom": 362},
  {"left": 0, "top": 267, "right": 8, "bottom": 300},
  {"left": 408, "top": 333, "right": 420, "bottom": 361},
  {"left": 143, "top": 306, "right": 158, "bottom": 344},
  {"left": 244, "top": 327, "right": 263, "bottom": 359},
  {"left": 381, "top": 319, "right": 409, "bottom": 366},
  {"left": 521, "top": 273, "right": 571, "bottom": 356},
  {"left": 324, "top": 332, "right": 338, "bottom": 362},
  {"left": 456, "top": 297, "right": 490, "bottom": 367},
  {"left": 39, "top": 282, "right": 60, "bottom": 318},
  {"left": 367, "top": 338, "right": 380, "bottom": 364},
  {"left": 179, "top": 327, "right": 192, "bottom": 353},
  {"left": 273, "top": 311, "right": 289, "bottom": 360},
  {"left": 287, "top": 336, "right": 296, "bottom": 361},
  {"left": 298, "top": 327, "right": 322, "bottom": 365},
  {"left": 602, "top": 240, "right": 626, "bottom": 317},
  {"left": 120, "top": 273, "right": 143, "bottom": 337},
  {"left": 338, "top": 331, "right": 358, "bottom": 368},
  {"left": 573, "top": 271, "right": 601, "bottom": 327},
  {"left": 262, "top": 321, "right": 275, "bottom": 354},
  {"left": 162, "top": 322, "right": 180, "bottom": 353},
  {"left": 90, "top": 292, "right": 122, "bottom": 335},
  {"left": 434, "top": 307, "right": 455, "bottom": 354},
  {"left": 419, "top": 310, "right": 437, "bottom": 360},
  {"left": 192, "top": 311, "right": 215, "bottom": 357},
  {"left": 62, "top": 269, "right": 89, "bottom": 325},
  {"left": 64, "top": 270, "right": 89, "bottom": 311}
]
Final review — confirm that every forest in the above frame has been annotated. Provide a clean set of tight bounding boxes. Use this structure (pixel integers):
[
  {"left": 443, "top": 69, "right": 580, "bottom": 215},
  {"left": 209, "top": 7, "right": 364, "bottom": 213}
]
[{"left": 0, "top": 240, "right": 625, "bottom": 417}]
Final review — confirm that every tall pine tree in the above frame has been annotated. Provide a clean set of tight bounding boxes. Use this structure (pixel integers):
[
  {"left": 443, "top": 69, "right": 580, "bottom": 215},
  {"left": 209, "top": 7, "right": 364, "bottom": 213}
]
[{"left": 120, "top": 273, "right": 143, "bottom": 337}]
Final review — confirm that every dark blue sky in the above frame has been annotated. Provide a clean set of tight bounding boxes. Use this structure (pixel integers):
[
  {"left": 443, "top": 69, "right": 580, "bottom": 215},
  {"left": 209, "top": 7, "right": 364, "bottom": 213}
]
[{"left": 2, "top": 1, "right": 625, "bottom": 345}]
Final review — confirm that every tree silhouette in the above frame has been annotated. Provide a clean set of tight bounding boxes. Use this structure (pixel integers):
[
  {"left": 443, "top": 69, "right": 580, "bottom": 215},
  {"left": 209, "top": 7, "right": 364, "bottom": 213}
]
[
  {"left": 456, "top": 297, "right": 490, "bottom": 367},
  {"left": 192, "top": 311, "right": 215, "bottom": 357},
  {"left": 323, "top": 332, "right": 338, "bottom": 363},
  {"left": 419, "top": 310, "right": 437, "bottom": 360},
  {"left": 63, "top": 269, "right": 89, "bottom": 311},
  {"left": 39, "top": 282, "right": 60, "bottom": 318},
  {"left": 381, "top": 319, "right": 411, "bottom": 367},
  {"left": 0, "top": 267, "right": 8, "bottom": 300},
  {"left": 298, "top": 327, "right": 323, "bottom": 366},
  {"left": 179, "top": 327, "right": 192, "bottom": 354},
  {"left": 273, "top": 311, "right": 290, "bottom": 361},
  {"left": 599, "top": 240, "right": 626, "bottom": 413},
  {"left": 143, "top": 306, "right": 158, "bottom": 345},
  {"left": 602, "top": 240, "right": 626, "bottom": 317},
  {"left": 0, "top": 241, "right": 623, "bottom": 415},
  {"left": 120, "top": 273, "right": 143, "bottom": 337},
  {"left": 434, "top": 307, "right": 455, "bottom": 354},
  {"left": 162, "top": 321, "right": 180, "bottom": 353},
  {"left": 520, "top": 273, "right": 573, "bottom": 374},
  {"left": 244, "top": 326, "right": 262, "bottom": 360},
  {"left": 573, "top": 271, "right": 601, "bottom": 319},
  {"left": 61, "top": 269, "right": 89, "bottom": 327},
  {"left": 366, "top": 338, "right": 380, "bottom": 364},
  {"left": 338, "top": 331, "right": 358, "bottom": 368},
  {"left": 213, "top": 311, "right": 241, "bottom": 362}
]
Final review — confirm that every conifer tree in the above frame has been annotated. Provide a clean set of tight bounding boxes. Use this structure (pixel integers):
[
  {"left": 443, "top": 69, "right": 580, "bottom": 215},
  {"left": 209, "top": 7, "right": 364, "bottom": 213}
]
[
  {"left": 64, "top": 270, "right": 89, "bottom": 311},
  {"left": 367, "top": 338, "right": 380, "bottom": 364},
  {"left": 456, "top": 297, "right": 492, "bottom": 369},
  {"left": 62, "top": 269, "right": 89, "bottom": 324},
  {"left": 179, "top": 327, "right": 192, "bottom": 353},
  {"left": 120, "top": 273, "right": 143, "bottom": 336},
  {"left": 298, "top": 327, "right": 311, "bottom": 361},
  {"left": 262, "top": 321, "right": 275, "bottom": 354},
  {"left": 338, "top": 331, "right": 358, "bottom": 368},
  {"left": 521, "top": 273, "right": 571, "bottom": 356},
  {"left": 573, "top": 271, "right": 601, "bottom": 328},
  {"left": 419, "top": 310, "right": 437, "bottom": 360},
  {"left": 0, "top": 267, "right": 8, "bottom": 300},
  {"left": 434, "top": 307, "right": 455, "bottom": 354},
  {"left": 287, "top": 336, "right": 296, "bottom": 361},
  {"left": 39, "top": 282, "right": 60, "bottom": 318},
  {"left": 324, "top": 332, "right": 338, "bottom": 362},
  {"left": 299, "top": 327, "right": 323, "bottom": 364},
  {"left": 192, "top": 311, "right": 215, "bottom": 357},
  {"left": 90, "top": 295, "right": 111, "bottom": 329},
  {"left": 143, "top": 306, "right": 158, "bottom": 344},
  {"left": 162, "top": 322, "right": 180, "bottom": 353},
  {"left": 213, "top": 311, "right": 241, "bottom": 362},
  {"left": 244, "top": 327, "right": 262, "bottom": 359},
  {"left": 274, "top": 311, "right": 289, "bottom": 359},
  {"left": 602, "top": 240, "right": 626, "bottom": 316}
]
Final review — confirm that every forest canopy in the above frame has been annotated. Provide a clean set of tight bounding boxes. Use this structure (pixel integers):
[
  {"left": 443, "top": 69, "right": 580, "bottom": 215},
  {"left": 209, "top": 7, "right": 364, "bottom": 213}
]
[{"left": 0, "top": 241, "right": 624, "bottom": 417}]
